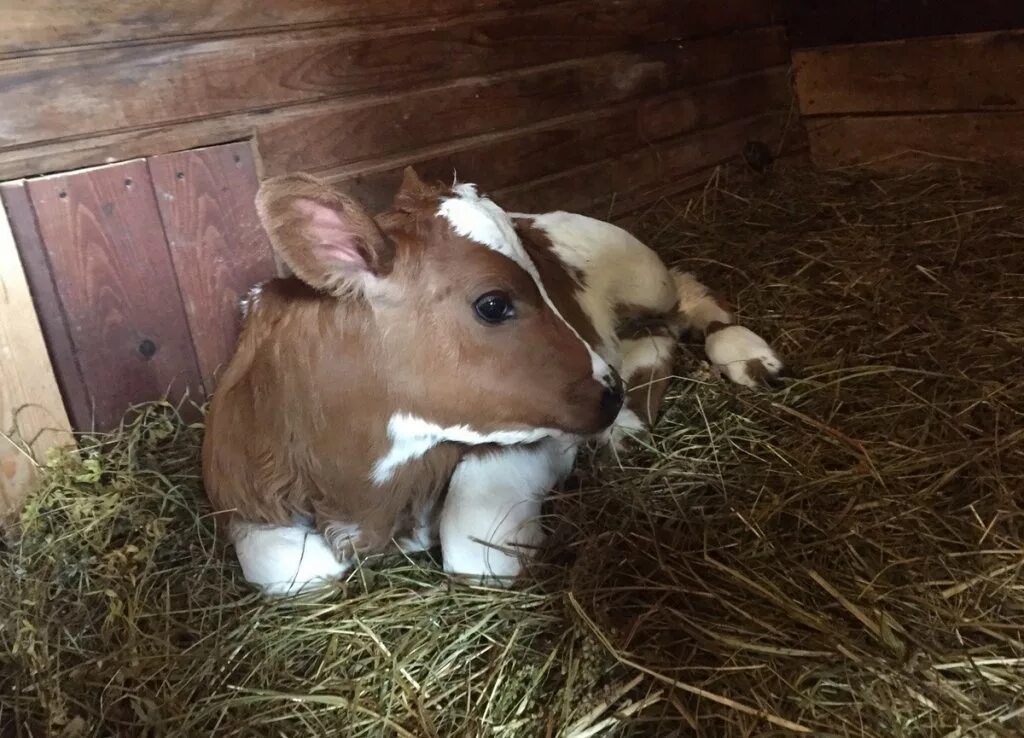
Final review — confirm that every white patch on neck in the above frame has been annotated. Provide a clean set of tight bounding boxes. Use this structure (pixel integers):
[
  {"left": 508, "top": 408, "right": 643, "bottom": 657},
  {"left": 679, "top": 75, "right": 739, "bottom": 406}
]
[
  {"left": 371, "top": 412, "right": 561, "bottom": 485},
  {"left": 437, "top": 184, "right": 614, "bottom": 385}
]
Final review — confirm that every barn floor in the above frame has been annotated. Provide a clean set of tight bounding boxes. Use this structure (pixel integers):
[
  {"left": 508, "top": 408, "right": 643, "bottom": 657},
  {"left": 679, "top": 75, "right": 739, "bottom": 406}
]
[{"left": 3, "top": 161, "right": 1023, "bottom": 738}]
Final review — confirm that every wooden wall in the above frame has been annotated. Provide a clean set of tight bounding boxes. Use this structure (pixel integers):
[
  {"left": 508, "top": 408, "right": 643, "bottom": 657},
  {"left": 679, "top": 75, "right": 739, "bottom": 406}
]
[
  {"left": 1, "top": 0, "right": 794, "bottom": 216},
  {"left": 786, "top": 1, "right": 1024, "bottom": 169}
]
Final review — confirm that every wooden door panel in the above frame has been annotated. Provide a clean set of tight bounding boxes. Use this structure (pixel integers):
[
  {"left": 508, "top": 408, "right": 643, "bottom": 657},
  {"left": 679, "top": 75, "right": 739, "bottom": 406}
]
[
  {"left": 26, "top": 159, "right": 203, "bottom": 431},
  {"left": 149, "top": 141, "right": 277, "bottom": 391}
]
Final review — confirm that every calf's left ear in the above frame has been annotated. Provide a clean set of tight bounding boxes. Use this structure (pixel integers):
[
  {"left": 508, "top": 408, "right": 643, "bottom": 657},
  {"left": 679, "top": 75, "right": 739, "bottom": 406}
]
[{"left": 256, "top": 173, "right": 394, "bottom": 294}]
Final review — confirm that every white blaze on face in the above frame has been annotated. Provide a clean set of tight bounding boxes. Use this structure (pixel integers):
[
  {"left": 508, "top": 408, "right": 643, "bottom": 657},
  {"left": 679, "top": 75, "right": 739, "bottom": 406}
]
[{"left": 436, "top": 183, "right": 616, "bottom": 388}]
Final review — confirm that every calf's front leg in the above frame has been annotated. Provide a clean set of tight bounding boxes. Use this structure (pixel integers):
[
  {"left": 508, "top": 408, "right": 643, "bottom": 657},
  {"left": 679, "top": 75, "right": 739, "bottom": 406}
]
[{"left": 440, "top": 438, "right": 576, "bottom": 585}]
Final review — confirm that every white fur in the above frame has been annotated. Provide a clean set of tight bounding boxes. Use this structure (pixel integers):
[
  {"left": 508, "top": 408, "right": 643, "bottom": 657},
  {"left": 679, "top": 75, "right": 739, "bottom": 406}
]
[
  {"left": 440, "top": 438, "right": 577, "bottom": 584},
  {"left": 230, "top": 520, "right": 350, "bottom": 596},
  {"left": 371, "top": 412, "right": 563, "bottom": 485},
  {"left": 439, "top": 186, "right": 616, "bottom": 387},
  {"left": 705, "top": 325, "right": 783, "bottom": 388},
  {"left": 515, "top": 212, "right": 680, "bottom": 366},
  {"left": 672, "top": 270, "right": 732, "bottom": 330},
  {"left": 620, "top": 335, "right": 676, "bottom": 382},
  {"left": 602, "top": 406, "right": 647, "bottom": 449}
]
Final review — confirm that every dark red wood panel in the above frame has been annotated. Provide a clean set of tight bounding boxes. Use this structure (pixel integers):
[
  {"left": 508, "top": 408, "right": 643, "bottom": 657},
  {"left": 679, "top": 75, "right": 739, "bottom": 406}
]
[
  {"left": 149, "top": 142, "right": 278, "bottom": 391},
  {"left": 26, "top": 159, "right": 203, "bottom": 432},
  {"left": 0, "top": 182, "right": 91, "bottom": 431}
]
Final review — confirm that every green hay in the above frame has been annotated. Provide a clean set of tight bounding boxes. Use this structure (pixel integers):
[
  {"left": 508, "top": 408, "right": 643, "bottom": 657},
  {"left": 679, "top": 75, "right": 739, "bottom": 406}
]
[{"left": 2, "top": 162, "right": 1023, "bottom": 737}]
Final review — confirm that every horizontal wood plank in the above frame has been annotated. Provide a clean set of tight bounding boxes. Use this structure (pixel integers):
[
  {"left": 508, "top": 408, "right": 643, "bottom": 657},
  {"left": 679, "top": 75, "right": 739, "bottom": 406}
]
[
  {"left": 495, "top": 112, "right": 788, "bottom": 216},
  {"left": 805, "top": 112, "right": 1024, "bottom": 169},
  {"left": 26, "top": 160, "right": 204, "bottom": 431},
  {"left": 149, "top": 142, "right": 278, "bottom": 392},
  {"left": 783, "top": 0, "right": 1024, "bottom": 49},
  {"left": 332, "top": 67, "right": 792, "bottom": 213},
  {"left": 794, "top": 31, "right": 1024, "bottom": 115},
  {"left": 0, "top": 0, "right": 773, "bottom": 149},
  {"left": 260, "top": 27, "right": 789, "bottom": 176},
  {"left": 0, "top": 195, "right": 74, "bottom": 519},
  {"left": 0, "top": 0, "right": 554, "bottom": 55},
  {"left": 0, "top": 24, "right": 789, "bottom": 183}
]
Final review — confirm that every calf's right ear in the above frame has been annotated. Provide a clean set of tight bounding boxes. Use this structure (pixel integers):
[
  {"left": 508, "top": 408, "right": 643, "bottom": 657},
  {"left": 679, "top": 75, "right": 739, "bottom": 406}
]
[{"left": 255, "top": 174, "right": 394, "bottom": 294}]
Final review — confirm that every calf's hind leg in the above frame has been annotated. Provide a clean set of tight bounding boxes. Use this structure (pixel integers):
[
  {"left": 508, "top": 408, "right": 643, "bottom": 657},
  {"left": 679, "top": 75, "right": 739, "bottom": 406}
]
[
  {"left": 603, "top": 267, "right": 787, "bottom": 450},
  {"left": 671, "top": 269, "right": 785, "bottom": 388}
]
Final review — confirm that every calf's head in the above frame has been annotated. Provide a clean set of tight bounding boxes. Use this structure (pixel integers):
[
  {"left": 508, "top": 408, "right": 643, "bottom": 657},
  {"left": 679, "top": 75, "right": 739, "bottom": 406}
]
[{"left": 255, "top": 169, "right": 623, "bottom": 439}]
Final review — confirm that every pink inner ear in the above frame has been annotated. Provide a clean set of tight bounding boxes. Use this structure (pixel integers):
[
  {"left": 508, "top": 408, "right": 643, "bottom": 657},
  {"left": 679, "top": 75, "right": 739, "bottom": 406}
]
[{"left": 296, "top": 198, "right": 370, "bottom": 271}]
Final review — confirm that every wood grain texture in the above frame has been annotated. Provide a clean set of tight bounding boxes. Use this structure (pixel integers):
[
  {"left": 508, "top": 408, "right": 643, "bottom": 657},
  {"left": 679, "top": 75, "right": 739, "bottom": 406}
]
[
  {"left": 0, "top": 0, "right": 773, "bottom": 149},
  {"left": 260, "top": 27, "right": 789, "bottom": 176},
  {"left": 0, "top": 197, "right": 74, "bottom": 519},
  {"left": 331, "top": 67, "right": 792, "bottom": 213},
  {"left": 0, "top": 0, "right": 554, "bottom": 55},
  {"left": 805, "top": 112, "right": 1024, "bottom": 170},
  {"left": 794, "top": 31, "right": 1024, "bottom": 115},
  {"left": 149, "top": 142, "right": 277, "bottom": 391},
  {"left": 0, "top": 182, "right": 92, "bottom": 431},
  {"left": 784, "top": 0, "right": 1024, "bottom": 49},
  {"left": 26, "top": 160, "right": 203, "bottom": 431},
  {"left": 0, "top": 25, "right": 789, "bottom": 182},
  {"left": 0, "top": 119, "right": 256, "bottom": 184},
  {"left": 495, "top": 112, "right": 788, "bottom": 216}
]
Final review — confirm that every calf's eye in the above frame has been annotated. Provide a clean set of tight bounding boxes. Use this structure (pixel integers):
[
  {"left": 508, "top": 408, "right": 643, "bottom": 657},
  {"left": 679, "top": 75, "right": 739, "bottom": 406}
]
[{"left": 473, "top": 291, "right": 516, "bottom": 324}]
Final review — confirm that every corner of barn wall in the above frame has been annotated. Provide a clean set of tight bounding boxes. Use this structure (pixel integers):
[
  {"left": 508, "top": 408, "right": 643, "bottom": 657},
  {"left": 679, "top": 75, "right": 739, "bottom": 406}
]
[{"left": 782, "top": 1, "right": 1024, "bottom": 171}]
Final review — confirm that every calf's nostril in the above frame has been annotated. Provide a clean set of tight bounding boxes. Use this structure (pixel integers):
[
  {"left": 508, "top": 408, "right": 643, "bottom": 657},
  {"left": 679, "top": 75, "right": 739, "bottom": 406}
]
[{"left": 600, "top": 382, "right": 625, "bottom": 416}]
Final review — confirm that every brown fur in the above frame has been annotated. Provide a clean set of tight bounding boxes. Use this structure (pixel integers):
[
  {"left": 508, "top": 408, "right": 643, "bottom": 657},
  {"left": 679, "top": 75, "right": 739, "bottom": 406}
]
[
  {"left": 624, "top": 359, "right": 674, "bottom": 427},
  {"left": 203, "top": 168, "right": 614, "bottom": 558},
  {"left": 707, "top": 289, "right": 732, "bottom": 316},
  {"left": 514, "top": 218, "right": 604, "bottom": 351},
  {"left": 615, "top": 302, "right": 683, "bottom": 340},
  {"left": 743, "top": 358, "right": 773, "bottom": 386}
]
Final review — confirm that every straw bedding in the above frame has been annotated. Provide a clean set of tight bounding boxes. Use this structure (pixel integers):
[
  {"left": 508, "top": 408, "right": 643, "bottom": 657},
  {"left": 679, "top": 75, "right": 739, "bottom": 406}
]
[{"left": 2, "top": 162, "right": 1022, "bottom": 737}]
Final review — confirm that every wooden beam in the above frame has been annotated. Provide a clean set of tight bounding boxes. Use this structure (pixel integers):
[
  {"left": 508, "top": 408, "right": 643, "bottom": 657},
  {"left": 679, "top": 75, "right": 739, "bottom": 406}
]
[
  {"left": 0, "top": 182, "right": 92, "bottom": 431},
  {"left": 259, "top": 28, "right": 789, "bottom": 176},
  {"left": 0, "top": 193, "right": 74, "bottom": 520},
  {"left": 805, "top": 112, "right": 1024, "bottom": 170},
  {"left": 0, "top": 0, "right": 556, "bottom": 55},
  {"left": 494, "top": 112, "right": 788, "bottom": 216},
  {"left": 0, "top": 27, "right": 788, "bottom": 182},
  {"left": 0, "top": 0, "right": 772, "bottom": 149},
  {"left": 328, "top": 67, "right": 792, "bottom": 213},
  {"left": 794, "top": 31, "right": 1024, "bottom": 115}
]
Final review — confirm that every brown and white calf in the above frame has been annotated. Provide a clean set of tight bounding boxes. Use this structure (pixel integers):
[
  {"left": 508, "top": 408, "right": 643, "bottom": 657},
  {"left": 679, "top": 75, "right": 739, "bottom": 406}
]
[{"left": 201, "top": 168, "right": 783, "bottom": 595}]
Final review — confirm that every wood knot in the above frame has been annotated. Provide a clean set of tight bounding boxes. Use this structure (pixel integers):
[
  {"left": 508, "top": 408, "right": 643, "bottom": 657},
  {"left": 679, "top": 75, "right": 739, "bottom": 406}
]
[{"left": 138, "top": 339, "right": 158, "bottom": 359}]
